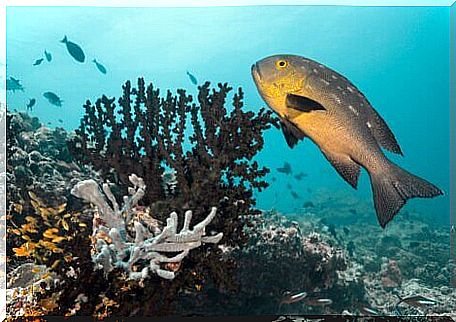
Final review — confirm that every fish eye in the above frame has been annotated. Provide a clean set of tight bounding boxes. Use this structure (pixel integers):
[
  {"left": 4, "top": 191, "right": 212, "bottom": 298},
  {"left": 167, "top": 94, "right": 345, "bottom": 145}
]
[{"left": 276, "top": 60, "right": 288, "bottom": 69}]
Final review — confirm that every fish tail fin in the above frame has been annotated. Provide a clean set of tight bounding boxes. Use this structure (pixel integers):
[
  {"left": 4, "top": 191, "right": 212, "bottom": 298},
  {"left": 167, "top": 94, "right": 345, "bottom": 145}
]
[
  {"left": 370, "top": 162, "right": 443, "bottom": 228},
  {"left": 60, "top": 35, "right": 67, "bottom": 43}
]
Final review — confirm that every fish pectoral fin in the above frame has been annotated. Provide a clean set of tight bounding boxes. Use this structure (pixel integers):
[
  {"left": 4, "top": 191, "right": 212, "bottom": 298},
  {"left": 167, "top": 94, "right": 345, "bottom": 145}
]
[
  {"left": 286, "top": 94, "right": 326, "bottom": 113},
  {"left": 280, "top": 118, "right": 307, "bottom": 148},
  {"left": 323, "top": 152, "right": 360, "bottom": 189}
]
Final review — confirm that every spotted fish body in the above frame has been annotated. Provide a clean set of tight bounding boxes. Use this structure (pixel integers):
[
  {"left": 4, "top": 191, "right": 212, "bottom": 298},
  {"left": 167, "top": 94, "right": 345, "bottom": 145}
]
[{"left": 252, "top": 54, "right": 442, "bottom": 228}]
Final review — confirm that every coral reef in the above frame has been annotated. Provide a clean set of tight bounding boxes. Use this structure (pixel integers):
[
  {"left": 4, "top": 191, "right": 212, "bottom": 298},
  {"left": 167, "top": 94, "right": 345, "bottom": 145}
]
[
  {"left": 71, "top": 175, "right": 223, "bottom": 280},
  {"left": 68, "top": 79, "right": 276, "bottom": 229}
]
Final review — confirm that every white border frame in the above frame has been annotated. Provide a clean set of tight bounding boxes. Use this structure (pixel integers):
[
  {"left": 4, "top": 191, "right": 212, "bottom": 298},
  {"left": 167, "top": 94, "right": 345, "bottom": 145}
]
[{"left": 0, "top": 1, "right": 454, "bottom": 320}]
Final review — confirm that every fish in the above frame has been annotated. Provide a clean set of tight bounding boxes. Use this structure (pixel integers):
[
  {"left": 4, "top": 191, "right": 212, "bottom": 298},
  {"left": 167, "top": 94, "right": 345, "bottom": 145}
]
[
  {"left": 60, "top": 35, "right": 85, "bottom": 63},
  {"left": 396, "top": 295, "right": 438, "bottom": 308},
  {"left": 93, "top": 59, "right": 107, "bottom": 74},
  {"left": 277, "top": 162, "right": 292, "bottom": 175},
  {"left": 349, "top": 208, "right": 357, "bottom": 215},
  {"left": 343, "top": 227, "right": 350, "bottom": 235},
  {"left": 280, "top": 291, "right": 307, "bottom": 306},
  {"left": 294, "top": 172, "right": 307, "bottom": 180},
  {"left": 58, "top": 119, "right": 63, "bottom": 123},
  {"left": 290, "top": 191, "right": 299, "bottom": 199},
  {"left": 43, "top": 92, "right": 63, "bottom": 107},
  {"left": 286, "top": 183, "right": 292, "bottom": 190},
  {"left": 186, "top": 71, "right": 197, "bottom": 85},
  {"left": 304, "top": 298, "right": 333, "bottom": 307},
  {"left": 33, "top": 58, "right": 44, "bottom": 66},
  {"left": 358, "top": 305, "right": 380, "bottom": 316},
  {"left": 251, "top": 54, "right": 443, "bottom": 228},
  {"left": 26, "top": 98, "right": 36, "bottom": 111},
  {"left": 44, "top": 50, "right": 52, "bottom": 62},
  {"left": 271, "top": 176, "right": 277, "bottom": 182},
  {"left": 6, "top": 77, "right": 24, "bottom": 92}
]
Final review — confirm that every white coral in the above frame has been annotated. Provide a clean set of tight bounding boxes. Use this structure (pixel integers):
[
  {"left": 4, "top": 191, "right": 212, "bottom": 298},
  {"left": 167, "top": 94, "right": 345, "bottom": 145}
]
[{"left": 71, "top": 174, "right": 223, "bottom": 280}]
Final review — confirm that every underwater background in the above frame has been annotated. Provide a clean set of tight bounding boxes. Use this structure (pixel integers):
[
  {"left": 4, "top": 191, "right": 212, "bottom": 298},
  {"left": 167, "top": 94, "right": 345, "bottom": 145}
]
[
  {"left": 4, "top": 4, "right": 454, "bottom": 318},
  {"left": 6, "top": 5, "right": 450, "bottom": 225}
]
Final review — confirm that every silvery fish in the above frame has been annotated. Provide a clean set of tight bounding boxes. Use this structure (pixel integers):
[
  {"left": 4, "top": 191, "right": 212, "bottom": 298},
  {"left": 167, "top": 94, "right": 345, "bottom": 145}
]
[
  {"left": 280, "top": 291, "right": 307, "bottom": 306},
  {"left": 396, "top": 295, "right": 438, "bottom": 308},
  {"left": 252, "top": 54, "right": 443, "bottom": 228}
]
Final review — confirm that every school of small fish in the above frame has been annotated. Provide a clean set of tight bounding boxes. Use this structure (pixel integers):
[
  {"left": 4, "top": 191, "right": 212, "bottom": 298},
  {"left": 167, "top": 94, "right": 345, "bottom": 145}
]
[{"left": 8, "top": 35, "right": 200, "bottom": 112}]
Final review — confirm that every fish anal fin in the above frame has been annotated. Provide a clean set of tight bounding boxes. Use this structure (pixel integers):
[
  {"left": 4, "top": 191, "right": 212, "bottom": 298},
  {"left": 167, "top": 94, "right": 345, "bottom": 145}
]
[
  {"left": 280, "top": 118, "right": 306, "bottom": 149},
  {"left": 286, "top": 93, "right": 326, "bottom": 113},
  {"left": 323, "top": 152, "right": 361, "bottom": 189},
  {"left": 368, "top": 107, "right": 403, "bottom": 155}
]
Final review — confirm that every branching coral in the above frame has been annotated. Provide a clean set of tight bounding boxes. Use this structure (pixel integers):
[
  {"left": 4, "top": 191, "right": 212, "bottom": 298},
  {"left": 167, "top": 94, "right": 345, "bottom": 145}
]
[
  {"left": 71, "top": 174, "right": 223, "bottom": 280},
  {"left": 68, "top": 79, "right": 277, "bottom": 239}
]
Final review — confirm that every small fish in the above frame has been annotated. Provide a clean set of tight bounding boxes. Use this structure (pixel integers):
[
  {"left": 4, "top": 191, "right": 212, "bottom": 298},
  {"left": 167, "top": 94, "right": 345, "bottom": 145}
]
[
  {"left": 44, "top": 50, "right": 52, "bottom": 62},
  {"left": 93, "top": 59, "right": 107, "bottom": 74},
  {"left": 186, "top": 71, "right": 197, "bottom": 85},
  {"left": 280, "top": 291, "right": 307, "bottom": 306},
  {"left": 343, "top": 227, "right": 350, "bottom": 235},
  {"left": 348, "top": 208, "right": 357, "bottom": 215},
  {"left": 60, "top": 35, "right": 85, "bottom": 63},
  {"left": 33, "top": 58, "right": 44, "bottom": 66},
  {"left": 396, "top": 295, "right": 438, "bottom": 308},
  {"left": 43, "top": 92, "right": 63, "bottom": 107},
  {"left": 294, "top": 172, "right": 308, "bottom": 180},
  {"left": 6, "top": 77, "right": 24, "bottom": 92},
  {"left": 271, "top": 176, "right": 277, "bottom": 182},
  {"left": 286, "top": 183, "right": 292, "bottom": 190},
  {"left": 26, "top": 98, "right": 36, "bottom": 111},
  {"left": 252, "top": 54, "right": 442, "bottom": 228},
  {"left": 58, "top": 119, "right": 63, "bottom": 123},
  {"left": 359, "top": 305, "right": 380, "bottom": 316},
  {"left": 277, "top": 162, "right": 292, "bottom": 175},
  {"left": 290, "top": 191, "right": 299, "bottom": 199},
  {"left": 304, "top": 298, "right": 333, "bottom": 307}
]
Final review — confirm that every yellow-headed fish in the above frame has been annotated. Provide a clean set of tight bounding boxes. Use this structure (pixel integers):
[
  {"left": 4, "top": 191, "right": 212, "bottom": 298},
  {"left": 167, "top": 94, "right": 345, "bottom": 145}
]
[{"left": 251, "top": 54, "right": 442, "bottom": 228}]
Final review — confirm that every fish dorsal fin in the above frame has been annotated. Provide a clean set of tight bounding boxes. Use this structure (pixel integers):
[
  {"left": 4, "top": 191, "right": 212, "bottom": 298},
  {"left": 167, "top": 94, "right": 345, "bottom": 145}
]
[
  {"left": 322, "top": 151, "right": 360, "bottom": 189},
  {"left": 280, "top": 118, "right": 306, "bottom": 149},
  {"left": 367, "top": 107, "right": 403, "bottom": 155},
  {"left": 286, "top": 93, "right": 326, "bottom": 113}
]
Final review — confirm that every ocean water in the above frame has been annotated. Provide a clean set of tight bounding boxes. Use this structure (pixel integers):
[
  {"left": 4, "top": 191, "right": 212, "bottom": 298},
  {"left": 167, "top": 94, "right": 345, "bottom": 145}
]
[{"left": 6, "top": 5, "right": 450, "bottom": 227}]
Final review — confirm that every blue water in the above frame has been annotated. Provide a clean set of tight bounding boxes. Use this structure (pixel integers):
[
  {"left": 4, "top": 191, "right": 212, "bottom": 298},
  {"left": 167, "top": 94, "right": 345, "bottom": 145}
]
[{"left": 6, "top": 5, "right": 450, "bottom": 227}]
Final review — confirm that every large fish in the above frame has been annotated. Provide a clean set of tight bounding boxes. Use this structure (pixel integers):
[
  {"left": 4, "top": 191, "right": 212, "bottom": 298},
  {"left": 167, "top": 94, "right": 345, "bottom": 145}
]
[{"left": 251, "top": 54, "right": 442, "bottom": 228}]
